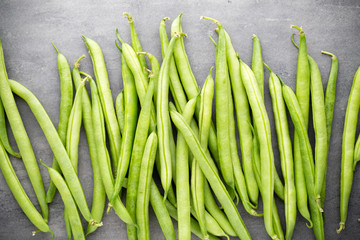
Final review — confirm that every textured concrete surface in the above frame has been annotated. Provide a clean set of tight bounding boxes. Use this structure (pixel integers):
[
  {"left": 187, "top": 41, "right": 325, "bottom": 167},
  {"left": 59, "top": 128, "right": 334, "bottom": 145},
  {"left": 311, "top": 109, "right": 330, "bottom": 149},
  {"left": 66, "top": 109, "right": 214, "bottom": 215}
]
[{"left": 0, "top": 0, "right": 359, "bottom": 239}]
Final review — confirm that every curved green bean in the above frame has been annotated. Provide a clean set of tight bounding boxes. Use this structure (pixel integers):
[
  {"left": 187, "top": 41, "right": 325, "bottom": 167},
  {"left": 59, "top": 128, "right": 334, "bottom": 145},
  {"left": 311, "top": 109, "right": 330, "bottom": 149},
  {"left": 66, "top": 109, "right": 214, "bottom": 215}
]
[
  {"left": 42, "top": 162, "right": 85, "bottom": 240},
  {"left": 170, "top": 109, "right": 251, "bottom": 240},
  {"left": 282, "top": 85, "right": 324, "bottom": 240},
  {"left": 252, "top": 34, "right": 264, "bottom": 98},
  {"left": 9, "top": 80, "right": 101, "bottom": 226},
  {"left": 338, "top": 66, "right": 360, "bottom": 233},
  {"left": 0, "top": 40, "right": 48, "bottom": 222},
  {"left": 0, "top": 141, "right": 53, "bottom": 238},
  {"left": 82, "top": 35, "right": 122, "bottom": 172}
]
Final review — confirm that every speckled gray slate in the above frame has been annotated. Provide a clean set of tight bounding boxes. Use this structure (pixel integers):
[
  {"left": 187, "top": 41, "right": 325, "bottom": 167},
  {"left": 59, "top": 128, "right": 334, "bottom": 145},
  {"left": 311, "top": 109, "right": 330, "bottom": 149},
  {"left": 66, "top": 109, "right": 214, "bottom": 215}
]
[{"left": 0, "top": 0, "right": 359, "bottom": 239}]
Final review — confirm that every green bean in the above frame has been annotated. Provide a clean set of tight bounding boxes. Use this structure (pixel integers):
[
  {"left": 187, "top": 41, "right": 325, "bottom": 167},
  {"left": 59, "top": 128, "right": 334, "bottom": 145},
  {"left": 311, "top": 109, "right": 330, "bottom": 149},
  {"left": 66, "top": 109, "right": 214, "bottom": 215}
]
[
  {"left": 223, "top": 31, "right": 258, "bottom": 210},
  {"left": 9, "top": 80, "right": 100, "bottom": 226},
  {"left": 191, "top": 68, "right": 215, "bottom": 240},
  {"left": 290, "top": 25, "right": 312, "bottom": 226},
  {"left": 82, "top": 35, "right": 122, "bottom": 172},
  {"left": 46, "top": 44, "right": 74, "bottom": 204},
  {"left": 126, "top": 79, "right": 154, "bottom": 240},
  {"left": 124, "top": 12, "right": 148, "bottom": 78},
  {"left": 42, "top": 162, "right": 85, "bottom": 240},
  {"left": 73, "top": 66, "right": 106, "bottom": 236},
  {"left": 0, "top": 39, "right": 48, "bottom": 222},
  {"left": 115, "top": 90, "right": 125, "bottom": 135},
  {"left": 159, "top": 17, "right": 188, "bottom": 113},
  {"left": 320, "top": 51, "right": 338, "bottom": 208},
  {"left": 252, "top": 34, "right": 264, "bottom": 98},
  {"left": 164, "top": 200, "right": 220, "bottom": 240},
  {"left": 282, "top": 84, "right": 324, "bottom": 240},
  {"left": 157, "top": 34, "right": 183, "bottom": 198},
  {"left": 170, "top": 110, "right": 251, "bottom": 240},
  {"left": 136, "top": 133, "right": 157, "bottom": 240},
  {"left": 111, "top": 54, "right": 139, "bottom": 205},
  {"left": 150, "top": 180, "right": 176, "bottom": 240},
  {"left": 88, "top": 78, "right": 134, "bottom": 225},
  {"left": 173, "top": 14, "right": 219, "bottom": 164},
  {"left": 203, "top": 17, "right": 234, "bottom": 191},
  {"left": 239, "top": 59, "right": 276, "bottom": 239},
  {"left": 338, "top": 66, "right": 360, "bottom": 233},
  {"left": 267, "top": 66, "right": 296, "bottom": 240},
  {"left": 174, "top": 97, "right": 197, "bottom": 240},
  {"left": 0, "top": 98, "right": 20, "bottom": 158},
  {"left": 250, "top": 124, "right": 284, "bottom": 240},
  {"left": 116, "top": 30, "right": 156, "bottom": 132},
  {"left": 0, "top": 141, "right": 53, "bottom": 238},
  {"left": 64, "top": 80, "right": 85, "bottom": 239},
  {"left": 307, "top": 56, "right": 328, "bottom": 211}
]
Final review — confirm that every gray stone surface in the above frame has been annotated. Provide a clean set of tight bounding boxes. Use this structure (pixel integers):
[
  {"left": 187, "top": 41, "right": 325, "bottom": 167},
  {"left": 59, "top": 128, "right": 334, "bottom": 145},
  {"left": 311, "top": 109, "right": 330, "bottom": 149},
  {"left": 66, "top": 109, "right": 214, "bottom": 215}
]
[{"left": 0, "top": 0, "right": 359, "bottom": 239}]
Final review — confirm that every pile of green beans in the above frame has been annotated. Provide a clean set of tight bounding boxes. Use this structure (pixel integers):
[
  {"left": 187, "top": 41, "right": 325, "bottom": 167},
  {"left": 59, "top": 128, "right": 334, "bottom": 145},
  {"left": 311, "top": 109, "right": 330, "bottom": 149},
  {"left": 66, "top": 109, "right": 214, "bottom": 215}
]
[{"left": 3, "top": 12, "right": 358, "bottom": 240}]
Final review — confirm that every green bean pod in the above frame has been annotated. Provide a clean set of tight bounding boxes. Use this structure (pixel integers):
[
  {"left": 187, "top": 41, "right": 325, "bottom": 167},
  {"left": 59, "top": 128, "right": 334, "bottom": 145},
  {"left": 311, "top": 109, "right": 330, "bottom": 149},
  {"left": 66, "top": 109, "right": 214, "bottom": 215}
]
[
  {"left": 64, "top": 80, "right": 84, "bottom": 239},
  {"left": 239, "top": 59, "right": 276, "bottom": 239},
  {"left": 173, "top": 14, "right": 220, "bottom": 164},
  {"left": 157, "top": 34, "right": 183, "bottom": 198},
  {"left": 126, "top": 80, "right": 154, "bottom": 240},
  {"left": 42, "top": 162, "right": 85, "bottom": 240},
  {"left": 124, "top": 12, "right": 148, "bottom": 78},
  {"left": 136, "top": 133, "right": 157, "bottom": 240},
  {"left": 9, "top": 80, "right": 99, "bottom": 225},
  {"left": 290, "top": 26, "right": 312, "bottom": 225},
  {"left": 111, "top": 54, "right": 139, "bottom": 205},
  {"left": 73, "top": 65, "right": 106, "bottom": 236},
  {"left": 115, "top": 90, "right": 125, "bottom": 135},
  {"left": 164, "top": 200, "right": 220, "bottom": 240},
  {"left": 222, "top": 31, "right": 258, "bottom": 210},
  {"left": 170, "top": 110, "right": 251, "bottom": 240},
  {"left": 159, "top": 17, "right": 188, "bottom": 113},
  {"left": 46, "top": 44, "right": 74, "bottom": 204},
  {"left": 0, "top": 40, "right": 48, "bottom": 222},
  {"left": 0, "top": 141, "right": 53, "bottom": 237},
  {"left": 82, "top": 36, "right": 122, "bottom": 171},
  {"left": 150, "top": 180, "right": 176, "bottom": 240},
  {"left": 320, "top": 51, "right": 338, "bottom": 207},
  {"left": 174, "top": 97, "right": 197, "bottom": 240},
  {"left": 211, "top": 20, "right": 234, "bottom": 191},
  {"left": 308, "top": 56, "right": 328, "bottom": 209},
  {"left": 0, "top": 99, "right": 20, "bottom": 158},
  {"left": 282, "top": 85, "right": 324, "bottom": 240},
  {"left": 88, "top": 79, "right": 134, "bottom": 225},
  {"left": 268, "top": 68, "right": 296, "bottom": 240},
  {"left": 251, "top": 34, "right": 264, "bottom": 98},
  {"left": 191, "top": 68, "right": 215, "bottom": 239},
  {"left": 338, "top": 66, "right": 360, "bottom": 233}
]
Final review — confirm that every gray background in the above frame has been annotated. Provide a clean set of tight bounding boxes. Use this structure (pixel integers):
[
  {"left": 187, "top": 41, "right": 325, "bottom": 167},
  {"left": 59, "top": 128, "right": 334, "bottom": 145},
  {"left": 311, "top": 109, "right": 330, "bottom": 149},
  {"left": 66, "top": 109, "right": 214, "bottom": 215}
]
[{"left": 0, "top": 0, "right": 359, "bottom": 239}]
